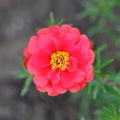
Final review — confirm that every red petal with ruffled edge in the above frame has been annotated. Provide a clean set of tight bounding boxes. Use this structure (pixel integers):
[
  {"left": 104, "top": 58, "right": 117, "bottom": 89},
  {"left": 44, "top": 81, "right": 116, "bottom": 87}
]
[
  {"left": 67, "top": 56, "right": 77, "bottom": 72},
  {"left": 33, "top": 67, "right": 50, "bottom": 87},
  {"left": 52, "top": 83, "right": 67, "bottom": 94},
  {"left": 47, "top": 69, "right": 60, "bottom": 84},
  {"left": 27, "top": 50, "right": 50, "bottom": 74},
  {"left": 38, "top": 34, "right": 56, "bottom": 54},
  {"left": 61, "top": 69, "right": 85, "bottom": 88}
]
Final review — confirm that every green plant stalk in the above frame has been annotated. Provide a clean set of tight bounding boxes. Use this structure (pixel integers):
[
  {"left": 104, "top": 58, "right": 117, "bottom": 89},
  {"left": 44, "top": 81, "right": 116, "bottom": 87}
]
[{"left": 20, "top": 75, "right": 33, "bottom": 97}]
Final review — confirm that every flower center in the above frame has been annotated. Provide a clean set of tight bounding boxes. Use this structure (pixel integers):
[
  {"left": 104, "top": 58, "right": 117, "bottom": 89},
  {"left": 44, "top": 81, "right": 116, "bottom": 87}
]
[{"left": 50, "top": 51, "right": 69, "bottom": 71}]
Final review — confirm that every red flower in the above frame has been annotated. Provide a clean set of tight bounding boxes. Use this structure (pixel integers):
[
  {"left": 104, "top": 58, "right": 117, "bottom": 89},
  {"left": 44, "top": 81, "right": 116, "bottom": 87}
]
[{"left": 23, "top": 24, "right": 95, "bottom": 96}]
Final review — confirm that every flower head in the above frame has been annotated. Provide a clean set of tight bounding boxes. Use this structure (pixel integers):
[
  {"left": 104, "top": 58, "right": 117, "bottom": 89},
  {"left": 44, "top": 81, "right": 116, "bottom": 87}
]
[{"left": 23, "top": 24, "right": 95, "bottom": 96}]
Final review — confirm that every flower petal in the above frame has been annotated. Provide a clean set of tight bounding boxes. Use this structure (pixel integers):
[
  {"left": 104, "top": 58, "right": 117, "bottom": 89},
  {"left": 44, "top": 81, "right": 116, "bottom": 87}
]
[
  {"left": 46, "top": 83, "right": 58, "bottom": 96},
  {"left": 61, "top": 24, "right": 72, "bottom": 32},
  {"left": 52, "top": 83, "right": 67, "bottom": 94},
  {"left": 47, "top": 70, "right": 60, "bottom": 84},
  {"left": 23, "top": 46, "right": 31, "bottom": 57},
  {"left": 61, "top": 71, "right": 75, "bottom": 88},
  {"left": 27, "top": 36, "right": 40, "bottom": 55},
  {"left": 71, "top": 48, "right": 90, "bottom": 64},
  {"left": 70, "top": 35, "right": 92, "bottom": 64},
  {"left": 49, "top": 25, "right": 60, "bottom": 35},
  {"left": 61, "top": 69, "right": 84, "bottom": 88},
  {"left": 27, "top": 51, "right": 50, "bottom": 74},
  {"left": 33, "top": 67, "right": 50, "bottom": 87},
  {"left": 53, "top": 25, "right": 80, "bottom": 51},
  {"left": 73, "top": 34, "right": 91, "bottom": 49},
  {"left": 86, "top": 72, "right": 94, "bottom": 82},
  {"left": 79, "top": 81, "right": 86, "bottom": 90},
  {"left": 23, "top": 46, "right": 31, "bottom": 68},
  {"left": 67, "top": 56, "right": 77, "bottom": 72},
  {"left": 69, "top": 81, "right": 86, "bottom": 93},
  {"left": 69, "top": 83, "right": 80, "bottom": 93},
  {"left": 82, "top": 64, "right": 94, "bottom": 82},
  {"left": 38, "top": 34, "right": 56, "bottom": 54},
  {"left": 37, "top": 28, "right": 50, "bottom": 35},
  {"left": 75, "top": 69, "right": 85, "bottom": 83},
  {"left": 36, "top": 86, "right": 46, "bottom": 92},
  {"left": 88, "top": 49, "right": 95, "bottom": 64}
]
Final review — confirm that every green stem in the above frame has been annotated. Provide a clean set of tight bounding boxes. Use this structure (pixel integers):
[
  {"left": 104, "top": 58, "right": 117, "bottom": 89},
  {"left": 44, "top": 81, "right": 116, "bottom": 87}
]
[{"left": 20, "top": 75, "right": 33, "bottom": 97}]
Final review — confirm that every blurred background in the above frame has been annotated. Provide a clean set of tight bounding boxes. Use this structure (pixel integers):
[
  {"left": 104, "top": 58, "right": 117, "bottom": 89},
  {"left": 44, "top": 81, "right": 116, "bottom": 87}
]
[{"left": 0, "top": 0, "right": 120, "bottom": 120}]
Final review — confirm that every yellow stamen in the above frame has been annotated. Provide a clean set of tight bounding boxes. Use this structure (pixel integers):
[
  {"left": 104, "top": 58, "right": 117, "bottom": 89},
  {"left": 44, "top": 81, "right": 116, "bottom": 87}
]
[{"left": 50, "top": 51, "right": 69, "bottom": 71}]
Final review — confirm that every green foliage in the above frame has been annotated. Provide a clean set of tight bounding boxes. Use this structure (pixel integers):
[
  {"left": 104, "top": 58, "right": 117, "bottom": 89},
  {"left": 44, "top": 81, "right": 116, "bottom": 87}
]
[
  {"left": 76, "top": 3, "right": 120, "bottom": 119},
  {"left": 76, "top": 0, "right": 120, "bottom": 60},
  {"left": 77, "top": 0, "right": 120, "bottom": 36},
  {"left": 46, "top": 12, "right": 64, "bottom": 26},
  {"left": 95, "top": 104, "right": 120, "bottom": 120},
  {"left": 20, "top": 75, "right": 33, "bottom": 97},
  {"left": 34, "top": 12, "right": 64, "bottom": 31},
  {"left": 14, "top": 59, "right": 33, "bottom": 97},
  {"left": 46, "top": 12, "right": 55, "bottom": 26}
]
